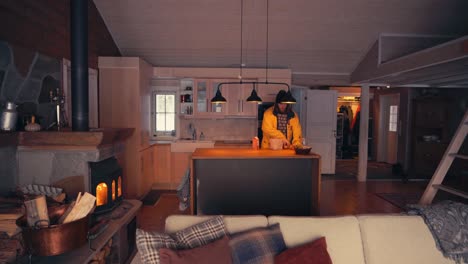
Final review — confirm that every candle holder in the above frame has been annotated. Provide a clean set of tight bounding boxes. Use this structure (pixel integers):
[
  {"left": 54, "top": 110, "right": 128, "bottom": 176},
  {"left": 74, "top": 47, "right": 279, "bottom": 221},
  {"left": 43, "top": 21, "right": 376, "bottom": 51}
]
[{"left": 49, "top": 87, "right": 69, "bottom": 130}]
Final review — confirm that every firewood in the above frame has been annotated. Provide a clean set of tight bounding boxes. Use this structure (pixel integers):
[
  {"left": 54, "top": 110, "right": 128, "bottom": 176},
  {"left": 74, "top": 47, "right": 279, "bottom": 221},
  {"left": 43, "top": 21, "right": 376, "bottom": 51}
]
[
  {"left": 0, "top": 221, "right": 21, "bottom": 237},
  {"left": 0, "top": 213, "right": 23, "bottom": 221},
  {"left": 60, "top": 192, "right": 96, "bottom": 224},
  {"left": 24, "top": 195, "right": 49, "bottom": 228},
  {"left": 58, "top": 201, "right": 76, "bottom": 224},
  {"left": 0, "top": 211, "right": 23, "bottom": 237},
  {"left": 52, "top": 192, "right": 66, "bottom": 203},
  {"left": 76, "top": 192, "right": 82, "bottom": 204}
]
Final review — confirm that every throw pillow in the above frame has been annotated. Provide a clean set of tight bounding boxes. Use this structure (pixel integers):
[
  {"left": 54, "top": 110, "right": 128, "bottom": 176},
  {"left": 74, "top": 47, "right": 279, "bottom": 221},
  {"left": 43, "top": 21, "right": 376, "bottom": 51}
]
[
  {"left": 229, "top": 223, "right": 286, "bottom": 264},
  {"left": 136, "top": 231, "right": 177, "bottom": 264},
  {"left": 173, "top": 215, "right": 226, "bottom": 249},
  {"left": 136, "top": 215, "right": 226, "bottom": 264},
  {"left": 159, "top": 236, "right": 232, "bottom": 264},
  {"left": 274, "top": 237, "right": 333, "bottom": 264}
]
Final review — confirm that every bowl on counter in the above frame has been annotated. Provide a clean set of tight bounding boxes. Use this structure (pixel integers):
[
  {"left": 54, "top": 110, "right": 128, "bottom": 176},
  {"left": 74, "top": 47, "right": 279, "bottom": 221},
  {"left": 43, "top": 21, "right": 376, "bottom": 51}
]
[{"left": 295, "top": 146, "right": 312, "bottom": 155}]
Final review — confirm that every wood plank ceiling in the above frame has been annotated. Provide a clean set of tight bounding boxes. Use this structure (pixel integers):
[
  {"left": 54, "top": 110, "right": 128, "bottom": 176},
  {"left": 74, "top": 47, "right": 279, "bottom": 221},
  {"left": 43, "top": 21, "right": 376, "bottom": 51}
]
[{"left": 93, "top": 0, "right": 468, "bottom": 87}]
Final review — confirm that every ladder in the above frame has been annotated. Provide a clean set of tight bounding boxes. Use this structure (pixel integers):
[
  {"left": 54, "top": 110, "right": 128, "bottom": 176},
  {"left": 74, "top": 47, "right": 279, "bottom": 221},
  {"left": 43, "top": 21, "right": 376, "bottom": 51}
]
[{"left": 419, "top": 110, "right": 468, "bottom": 205}]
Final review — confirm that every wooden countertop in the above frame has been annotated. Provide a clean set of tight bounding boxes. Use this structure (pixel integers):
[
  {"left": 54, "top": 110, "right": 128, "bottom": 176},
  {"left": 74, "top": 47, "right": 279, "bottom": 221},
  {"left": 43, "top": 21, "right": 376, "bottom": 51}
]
[{"left": 192, "top": 148, "right": 320, "bottom": 159}]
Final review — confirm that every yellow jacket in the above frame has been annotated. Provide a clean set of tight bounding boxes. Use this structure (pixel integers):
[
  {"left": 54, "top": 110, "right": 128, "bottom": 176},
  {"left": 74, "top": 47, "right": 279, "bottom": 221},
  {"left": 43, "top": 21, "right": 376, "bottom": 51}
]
[{"left": 261, "top": 106, "right": 303, "bottom": 149}]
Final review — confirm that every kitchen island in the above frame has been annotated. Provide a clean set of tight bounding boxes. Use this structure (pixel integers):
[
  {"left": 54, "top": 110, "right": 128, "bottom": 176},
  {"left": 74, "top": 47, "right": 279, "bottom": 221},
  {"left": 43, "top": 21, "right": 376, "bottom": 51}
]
[{"left": 190, "top": 148, "right": 321, "bottom": 216}]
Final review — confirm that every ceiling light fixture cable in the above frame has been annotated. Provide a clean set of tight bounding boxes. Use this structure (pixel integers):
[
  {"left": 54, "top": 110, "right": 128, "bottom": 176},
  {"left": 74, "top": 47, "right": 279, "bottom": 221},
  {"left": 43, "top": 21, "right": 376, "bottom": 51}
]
[
  {"left": 214, "top": 0, "right": 292, "bottom": 104},
  {"left": 240, "top": 0, "right": 243, "bottom": 82}
]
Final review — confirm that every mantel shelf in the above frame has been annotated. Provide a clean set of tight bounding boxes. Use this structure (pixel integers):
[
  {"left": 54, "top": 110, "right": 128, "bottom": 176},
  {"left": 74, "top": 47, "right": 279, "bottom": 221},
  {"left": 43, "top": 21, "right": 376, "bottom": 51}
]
[{"left": 1, "top": 128, "right": 134, "bottom": 148}]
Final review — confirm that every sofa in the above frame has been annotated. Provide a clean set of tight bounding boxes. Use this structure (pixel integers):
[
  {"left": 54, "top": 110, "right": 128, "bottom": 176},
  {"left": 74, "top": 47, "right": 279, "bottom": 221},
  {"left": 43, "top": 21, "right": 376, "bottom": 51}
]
[{"left": 132, "top": 214, "right": 455, "bottom": 264}]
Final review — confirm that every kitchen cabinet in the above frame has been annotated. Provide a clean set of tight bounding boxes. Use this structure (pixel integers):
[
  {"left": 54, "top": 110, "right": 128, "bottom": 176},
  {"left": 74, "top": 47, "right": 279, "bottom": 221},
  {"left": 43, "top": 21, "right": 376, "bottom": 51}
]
[
  {"left": 191, "top": 148, "right": 320, "bottom": 215},
  {"left": 411, "top": 98, "right": 450, "bottom": 178},
  {"left": 140, "top": 146, "right": 154, "bottom": 188},
  {"left": 98, "top": 57, "right": 153, "bottom": 198},
  {"left": 180, "top": 79, "right": 194, "bottom": 116},
  {"left": 153, "top": 144, "right": 191, "bottom": 189},
  {"left": 153, "top": 144, "right": 172, "bottom": 189},
  {"left": 193, "top": 79, "right": 257, "bottom": 118},
  {"left": 225, "top": 82, "right": 257, "bottom": 117},
  {"left": 193, "top": 79, "right": 227, "bottom": 117}
]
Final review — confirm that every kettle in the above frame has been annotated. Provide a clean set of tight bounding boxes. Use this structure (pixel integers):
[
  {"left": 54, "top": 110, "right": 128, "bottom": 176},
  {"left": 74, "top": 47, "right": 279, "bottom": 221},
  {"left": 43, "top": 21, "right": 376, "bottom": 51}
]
[{"left": 0, "top": 101, "right": 18, "bottom": 131}]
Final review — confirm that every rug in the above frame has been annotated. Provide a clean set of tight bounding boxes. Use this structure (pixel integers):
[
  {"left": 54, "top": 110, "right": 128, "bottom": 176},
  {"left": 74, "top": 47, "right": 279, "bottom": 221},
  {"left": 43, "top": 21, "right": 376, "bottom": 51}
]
[
  {"left": 141, "top": 189, "right": 175, "bottom": 206},
  {"left": 375, "top": 193, "right": 422, "bottom": 209}
]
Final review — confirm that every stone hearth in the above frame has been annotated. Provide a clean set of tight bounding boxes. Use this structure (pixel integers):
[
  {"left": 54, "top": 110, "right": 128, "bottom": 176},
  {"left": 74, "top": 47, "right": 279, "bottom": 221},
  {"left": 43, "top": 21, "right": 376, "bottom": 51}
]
[{"left": 0, "top": 128, "right": 133, "bottom": 196}]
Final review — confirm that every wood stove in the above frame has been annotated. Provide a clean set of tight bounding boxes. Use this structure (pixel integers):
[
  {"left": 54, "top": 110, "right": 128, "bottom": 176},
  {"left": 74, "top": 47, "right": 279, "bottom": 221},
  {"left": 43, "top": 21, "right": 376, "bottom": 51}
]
[{"left": 89, "top": 157, "right": 123, "bottom": 214}]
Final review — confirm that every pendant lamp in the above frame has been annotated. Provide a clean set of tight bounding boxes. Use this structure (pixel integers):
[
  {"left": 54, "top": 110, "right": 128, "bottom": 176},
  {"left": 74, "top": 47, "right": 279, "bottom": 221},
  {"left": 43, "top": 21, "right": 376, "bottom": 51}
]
[
  {"left": 246, "top": 83, "right": 262, "bottom": 103},
  {"left": 263, "top": 0, "right": 295, "bottom": 104},
  {"left": 211, "top": 85, "right": 227, "bottom": 103},
  {"left": 280, "top": 90, "right": 297, "bottom": 104},
  {"left": 213, "top": 0, "right": 295, "bottom": 104}
]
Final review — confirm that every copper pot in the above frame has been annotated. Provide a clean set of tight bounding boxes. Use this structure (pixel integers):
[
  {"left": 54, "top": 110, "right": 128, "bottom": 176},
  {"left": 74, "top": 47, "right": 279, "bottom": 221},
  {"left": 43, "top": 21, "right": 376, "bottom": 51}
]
[{"left": 17, "top": 204, "right": 90, "bottom": 256}]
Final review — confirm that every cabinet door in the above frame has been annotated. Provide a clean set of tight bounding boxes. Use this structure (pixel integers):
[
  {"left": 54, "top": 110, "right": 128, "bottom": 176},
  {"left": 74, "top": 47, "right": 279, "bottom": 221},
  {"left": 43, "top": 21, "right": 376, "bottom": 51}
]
[
  {"left": 414, "top": 100, "right": 448, "bottom": 128},
  {"left": 239, "top": 83, "right": 257, "bottom": 117},
  {"left": 153, "top": 144, "right": 172, "bottom": 187},
  {"left": 412, "top": 142, "right": 447, "bottom": 177},
  {"left": 140, "top": 147, "right": 154, "bottom": 190},
  {"left": 225, "top": 82, "right": 257, "bottom": 117},
  {"left": 193, "top": 79, "right": 227, "bottom": 117},
  {"left": 226, "top": 83, "right": 241, "bottom": 115},
  {"left": 209, "top": 80, "right": 228, "bottom": 115},
  {"left": 194, "top": 80, "right": 208, "bottom": 114}
]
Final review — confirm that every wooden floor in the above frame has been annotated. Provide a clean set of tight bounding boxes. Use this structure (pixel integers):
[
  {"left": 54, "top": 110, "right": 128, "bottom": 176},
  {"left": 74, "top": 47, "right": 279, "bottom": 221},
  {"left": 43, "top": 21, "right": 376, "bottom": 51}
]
[{"left": 137, "top": 179, "right": 428, "bottom": 232}]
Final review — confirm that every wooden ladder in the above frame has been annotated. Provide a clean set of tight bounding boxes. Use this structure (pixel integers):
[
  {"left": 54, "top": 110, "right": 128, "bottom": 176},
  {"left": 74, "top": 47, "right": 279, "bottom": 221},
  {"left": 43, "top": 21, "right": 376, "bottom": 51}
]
[{"left": 419, "top": 109, "right": 468, "bottom": 205}]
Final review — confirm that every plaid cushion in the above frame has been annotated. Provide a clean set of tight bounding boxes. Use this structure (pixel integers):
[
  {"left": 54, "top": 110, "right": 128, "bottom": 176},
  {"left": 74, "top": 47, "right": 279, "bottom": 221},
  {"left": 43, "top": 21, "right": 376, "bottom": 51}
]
[
  {"left": 136, "top": 230, "right": 177, "bottom": 264},
  {"left": 136, "top": 216, "right": 226, "bottom": 264},
  {"left": 229, "top": 223, "right": 286, "bottom": 264}
]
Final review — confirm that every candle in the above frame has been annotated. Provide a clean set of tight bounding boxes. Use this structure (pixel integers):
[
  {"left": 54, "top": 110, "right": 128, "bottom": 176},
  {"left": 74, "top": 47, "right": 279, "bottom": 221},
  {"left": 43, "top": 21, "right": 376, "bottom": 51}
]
[{"left": 56, "top": 104, "right": 60, "bottom": 127}]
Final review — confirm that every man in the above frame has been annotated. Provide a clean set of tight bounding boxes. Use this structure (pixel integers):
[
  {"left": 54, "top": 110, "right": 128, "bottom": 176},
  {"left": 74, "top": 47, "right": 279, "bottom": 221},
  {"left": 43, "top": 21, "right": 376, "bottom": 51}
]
[{"left": 261, "top": 90, "right": 303, "bottom": 149}]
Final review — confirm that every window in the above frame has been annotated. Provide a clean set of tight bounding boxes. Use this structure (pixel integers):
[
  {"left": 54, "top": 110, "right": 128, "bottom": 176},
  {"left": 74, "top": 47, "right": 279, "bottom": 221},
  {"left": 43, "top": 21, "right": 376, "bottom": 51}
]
[
  {"left": 153, "top": 91, "right": 176, "bottom": 138},
  {"left": 389, "top": 105, "right": 398, "bottom": 132}
]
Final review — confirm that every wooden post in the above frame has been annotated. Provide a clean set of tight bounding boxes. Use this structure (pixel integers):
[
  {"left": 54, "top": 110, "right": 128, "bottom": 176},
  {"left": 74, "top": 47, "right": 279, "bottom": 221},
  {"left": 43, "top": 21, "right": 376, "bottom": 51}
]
[{"left": 358, "top": 84, "right": 370, "bottom": 181}]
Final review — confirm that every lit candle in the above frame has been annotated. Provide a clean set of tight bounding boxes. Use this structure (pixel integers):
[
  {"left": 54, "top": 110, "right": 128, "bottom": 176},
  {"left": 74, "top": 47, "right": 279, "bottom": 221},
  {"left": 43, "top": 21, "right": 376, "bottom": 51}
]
[{"left": 56, "top": 104, "right": 60, "bottom": 128}]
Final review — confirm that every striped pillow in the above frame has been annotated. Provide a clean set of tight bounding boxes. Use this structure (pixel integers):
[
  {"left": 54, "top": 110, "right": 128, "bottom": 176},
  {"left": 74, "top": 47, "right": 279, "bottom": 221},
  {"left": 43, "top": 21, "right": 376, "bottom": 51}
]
[{"left": 136, "top": 216, "right": 226, "bottom": 264}]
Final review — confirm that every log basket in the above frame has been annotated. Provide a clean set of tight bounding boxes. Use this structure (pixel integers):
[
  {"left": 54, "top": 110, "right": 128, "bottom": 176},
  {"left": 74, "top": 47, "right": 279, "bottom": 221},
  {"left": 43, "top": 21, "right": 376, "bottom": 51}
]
[{"left": 16, "top": 204, "right": 90, "bottom": 256}]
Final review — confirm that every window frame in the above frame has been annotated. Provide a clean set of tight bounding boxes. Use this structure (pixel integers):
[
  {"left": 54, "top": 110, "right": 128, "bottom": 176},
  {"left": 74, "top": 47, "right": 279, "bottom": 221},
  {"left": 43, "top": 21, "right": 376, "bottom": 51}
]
[
  {"left": 389, "top": 105, "right": 398, "bottom": 132},
  {"left": 151, "top": 87, "right": 179, "bottom": 140}
]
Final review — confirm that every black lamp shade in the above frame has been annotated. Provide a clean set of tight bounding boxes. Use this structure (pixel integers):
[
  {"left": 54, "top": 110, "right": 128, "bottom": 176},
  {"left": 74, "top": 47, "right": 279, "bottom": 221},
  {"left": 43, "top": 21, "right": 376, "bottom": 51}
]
[
  {"left": 246, "top": 87, "right": 262, "bottom": 103},
  {"left": 211, "top": 88, "right": 227, "bottom": 103},
  {"left": 280, "top": 90, "right": 296, "bottom": 104}
]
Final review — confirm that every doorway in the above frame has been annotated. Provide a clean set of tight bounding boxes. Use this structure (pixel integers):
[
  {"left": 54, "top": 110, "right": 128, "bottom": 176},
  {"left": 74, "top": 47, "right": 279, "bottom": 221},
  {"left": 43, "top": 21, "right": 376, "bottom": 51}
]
[{"left": 330, "top": 88, "right": 401, "bottom": 180}]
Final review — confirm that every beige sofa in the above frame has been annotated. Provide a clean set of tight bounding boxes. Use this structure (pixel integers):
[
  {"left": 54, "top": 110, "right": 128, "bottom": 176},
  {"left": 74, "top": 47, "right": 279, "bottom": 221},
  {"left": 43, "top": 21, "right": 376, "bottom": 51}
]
[{"left": 132, "top": 214, "right": 455, "bottom": 264}]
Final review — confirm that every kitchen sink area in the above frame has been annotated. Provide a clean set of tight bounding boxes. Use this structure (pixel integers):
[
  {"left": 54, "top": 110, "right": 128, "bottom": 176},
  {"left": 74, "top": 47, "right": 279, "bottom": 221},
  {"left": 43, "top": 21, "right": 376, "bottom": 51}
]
[{"left": 170, "top": 139, "right": 215, "bottom": 152}]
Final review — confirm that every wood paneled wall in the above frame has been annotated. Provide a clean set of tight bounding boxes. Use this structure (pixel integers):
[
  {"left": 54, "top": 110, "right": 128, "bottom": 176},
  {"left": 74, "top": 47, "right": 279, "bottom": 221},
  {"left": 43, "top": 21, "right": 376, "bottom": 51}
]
[{"left": 0, "top": 0, "right": 120, "bottom": 68}]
